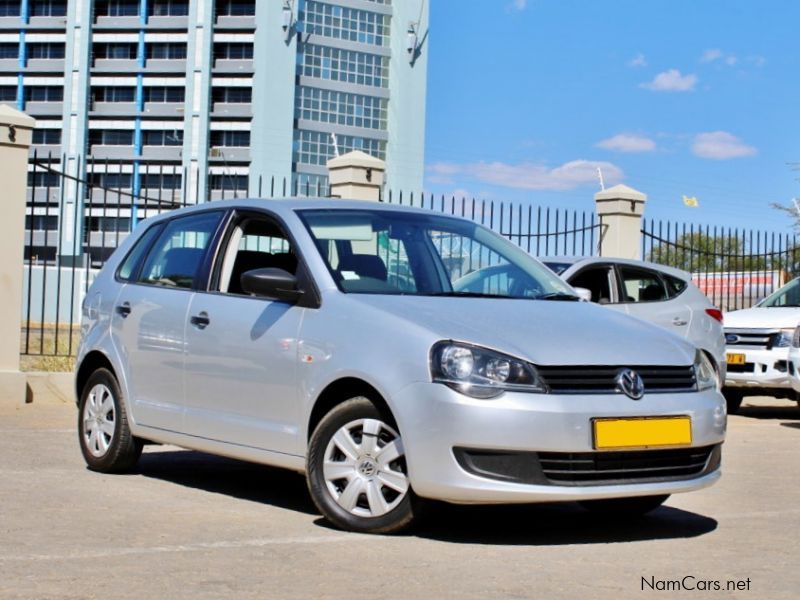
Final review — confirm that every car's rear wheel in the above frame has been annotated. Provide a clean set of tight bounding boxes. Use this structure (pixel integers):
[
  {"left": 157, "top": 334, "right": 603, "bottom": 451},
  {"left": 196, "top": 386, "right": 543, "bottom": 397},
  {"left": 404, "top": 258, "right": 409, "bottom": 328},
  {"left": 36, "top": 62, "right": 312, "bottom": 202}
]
[
  {"left": 78, "top": 368, "right": 142, "bottom": 472},
  {"left": 579, "top": 494, "right": 669, "bottom": 517},
  {"left": 723, "top": 389, "right": 744, "bottom": 414},
  {"left": 306, "top": 397, "right": 417, "bottom": 534}
]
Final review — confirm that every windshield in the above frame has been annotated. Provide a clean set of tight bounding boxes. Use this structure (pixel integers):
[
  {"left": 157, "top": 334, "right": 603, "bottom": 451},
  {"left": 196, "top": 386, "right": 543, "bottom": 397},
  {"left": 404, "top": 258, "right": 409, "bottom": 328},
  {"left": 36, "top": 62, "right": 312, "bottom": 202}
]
[
  {"left": 758, "top": 277, "right": 800, "bottom": 307},
  {"left": 298, "top": 209, "right": 575, "bottom": 299}
]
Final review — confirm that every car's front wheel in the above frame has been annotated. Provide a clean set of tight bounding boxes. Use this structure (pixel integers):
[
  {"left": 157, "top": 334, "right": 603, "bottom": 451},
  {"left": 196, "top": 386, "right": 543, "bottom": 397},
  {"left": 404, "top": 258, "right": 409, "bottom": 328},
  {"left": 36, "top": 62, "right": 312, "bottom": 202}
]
[
  {"left": 579, "top": 494, "right": 669, "bottom": 517},
  {"left": 78, "top": 368, "right": 142, "bottom": 472},
  {"left": 306, "top": 397, "right": 417, "bottom": 534}
]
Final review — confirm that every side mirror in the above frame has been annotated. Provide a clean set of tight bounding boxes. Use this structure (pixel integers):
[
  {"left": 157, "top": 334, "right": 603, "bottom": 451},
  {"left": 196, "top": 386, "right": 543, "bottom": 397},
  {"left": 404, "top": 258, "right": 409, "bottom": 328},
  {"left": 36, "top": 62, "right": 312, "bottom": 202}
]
[
  {"left": 241, "top": 268, "right": 303, "bottom": 303},
  {"left": 573, "top": 287, "right": 593, "bottom": 302}
]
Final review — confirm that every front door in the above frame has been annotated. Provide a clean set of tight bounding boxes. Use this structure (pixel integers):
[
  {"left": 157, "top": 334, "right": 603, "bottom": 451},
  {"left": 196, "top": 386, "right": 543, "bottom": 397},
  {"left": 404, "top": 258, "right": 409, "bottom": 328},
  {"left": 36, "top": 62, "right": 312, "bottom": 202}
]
[{"left": 182, "top": 214, "right": 305, "bottom": 455}]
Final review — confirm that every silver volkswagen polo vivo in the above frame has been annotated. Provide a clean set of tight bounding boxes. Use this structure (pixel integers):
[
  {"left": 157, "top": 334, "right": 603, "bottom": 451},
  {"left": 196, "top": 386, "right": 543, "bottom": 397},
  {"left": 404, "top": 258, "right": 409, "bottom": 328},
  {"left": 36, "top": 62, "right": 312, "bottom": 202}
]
[{"left": 76, "top": 199, "right": 725, "bottom": 534}]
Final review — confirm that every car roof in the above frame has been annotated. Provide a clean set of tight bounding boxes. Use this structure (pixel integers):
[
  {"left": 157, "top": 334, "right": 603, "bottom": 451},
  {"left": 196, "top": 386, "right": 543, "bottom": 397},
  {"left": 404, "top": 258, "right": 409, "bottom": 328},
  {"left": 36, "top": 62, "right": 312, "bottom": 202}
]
[{"left": 540, "top": 255, "right": 691, "bottom": 280}]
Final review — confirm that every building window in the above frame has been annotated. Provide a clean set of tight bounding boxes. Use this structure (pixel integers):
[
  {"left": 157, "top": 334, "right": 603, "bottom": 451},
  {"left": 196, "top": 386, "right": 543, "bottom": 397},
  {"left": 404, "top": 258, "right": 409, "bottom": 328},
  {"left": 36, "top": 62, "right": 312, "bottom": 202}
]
[
  {"left": 0, "top": 1, "right": 21, "bottom": 17},
  {"left": 29, "top": 0, "right": 67, "bottom": 17},
  {"left": 143, "top": 87, "right": 185, "bottom": 103},
  {"left": 25, "top": 86, "right": 63, "bottom": 102},
  {"left": 302, "top": 1, "right": 391, "bottom": 47},
  {"left": 28, "top": 171, "right": 61, "bottom": 188},
  {"left": 149, "top": 0, "right": 189, "bottom": 17},
  {"left": 27, "top": 42, "right": 66, "bottom": 59},
  {"left": 92, "top": 86, "right": 136, "bottom": 103},
  {"left": 209, "top": 174, "right": 248, "bottom": 191},
  {"left": 146, "top": 42, "right": 187, "bottom": 60},
  {"left": 141, "top": 173, "right": 182, "bottom": 189},
  {"left": 95, "top": 0, "right": 139, "bottom": 17},
  {"left": 293, "top": 129, "right": 385, "bottom": 167},
  {"left": 295, "top": 86, "right": 387, "bottom": 131},
  {"left": 210, "top": 131, "right": 250, "bottom": 147},
  {"left": 32, "top": 129, "right": 61, "bottom": 144},
  {"left": 26, "top": 215, "right": 59, "bottom": 231},
  {"left": 300, "top": 44, "right": 389, "bottom": 88},
  {"left": 211, "top": 87, "right": 252, "bottom": 104},
  {"left": 213, "top": 42, "right": 253, "bottom": 61},
  {"left": 0, "top": 85, "right": 17, "bottom": 101},
  {"left": 293, "top": 172, "right": 329, "bottom": 197},
  {"left": 87, "top": 216, "right": 131, "bottom": 232},
  {"left": 0, "top": 43, "right": 18, "bottom": 58},
  {"left": 142, "top": 130, "right": 183, "bottom": 146},
  {"left": 88, "top": 173, "right": 133, "bottom": 189},
  {"left": 89, "top": 130, "right": 135, "bottom": 146},
  {"left": 93, "top": 42, "right": 137, "bottom": 60},
  {"left": 215, "top": 0, "right": 255, "bottom": 17}
]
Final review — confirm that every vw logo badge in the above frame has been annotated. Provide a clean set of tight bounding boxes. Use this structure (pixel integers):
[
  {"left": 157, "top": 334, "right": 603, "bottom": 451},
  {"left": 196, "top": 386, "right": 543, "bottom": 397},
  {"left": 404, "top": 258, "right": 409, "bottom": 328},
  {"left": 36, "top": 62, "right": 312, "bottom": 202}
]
[
  {"left": 725, "top": 334, "right": 740, "bottom": 344},
  {"left": 615, "top": 368, "right": 645, "bottom": 400}
]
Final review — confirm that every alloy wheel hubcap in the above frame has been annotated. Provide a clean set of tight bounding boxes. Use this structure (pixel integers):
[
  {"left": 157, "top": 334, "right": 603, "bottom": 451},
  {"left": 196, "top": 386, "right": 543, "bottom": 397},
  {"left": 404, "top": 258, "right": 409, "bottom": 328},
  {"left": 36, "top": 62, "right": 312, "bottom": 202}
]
[
  {"left": 83, "top": 384, "right": 115, "bottom": 458},
  {"left": 323, "top": 418, "right": 409, "bottom": 518}
]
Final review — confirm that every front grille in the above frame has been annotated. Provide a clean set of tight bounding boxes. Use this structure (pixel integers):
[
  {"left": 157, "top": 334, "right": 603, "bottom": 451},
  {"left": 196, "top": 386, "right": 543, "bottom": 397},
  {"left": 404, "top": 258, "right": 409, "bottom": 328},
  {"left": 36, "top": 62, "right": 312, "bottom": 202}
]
[
  {"left": 453, "top": 445, "right": 721, "bottom": 486},
  {"left": 726, "top": 362, "right": 755, "bottom": 373},
  {"left": 539, "top": 445, "right": 719, "bottom": 485},
  {"left": 536, "top": 365, "right": 696, "bottom": 394},
  {"left": 724, "top": 328, "right": 777, "bottom": 349}
]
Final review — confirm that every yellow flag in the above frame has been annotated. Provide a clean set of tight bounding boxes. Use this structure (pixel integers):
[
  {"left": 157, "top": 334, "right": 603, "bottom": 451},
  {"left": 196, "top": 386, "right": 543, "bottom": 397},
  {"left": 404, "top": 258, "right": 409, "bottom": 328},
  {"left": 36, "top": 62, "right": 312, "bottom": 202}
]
[{"left": 682, "top": 195, "right": 699, "bottom": 208}]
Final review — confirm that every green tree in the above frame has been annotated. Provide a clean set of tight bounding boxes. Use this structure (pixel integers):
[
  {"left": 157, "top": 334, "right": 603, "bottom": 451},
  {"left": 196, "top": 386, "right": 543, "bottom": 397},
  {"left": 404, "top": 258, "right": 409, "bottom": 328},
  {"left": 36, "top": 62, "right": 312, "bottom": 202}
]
[{"left": 648, "top": 232, "right": 768, "bottom": 272}]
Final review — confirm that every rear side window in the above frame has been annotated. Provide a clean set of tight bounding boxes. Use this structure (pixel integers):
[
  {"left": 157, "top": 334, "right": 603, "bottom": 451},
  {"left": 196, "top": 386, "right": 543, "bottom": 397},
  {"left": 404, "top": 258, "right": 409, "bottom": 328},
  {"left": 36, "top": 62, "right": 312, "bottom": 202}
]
[
  {"left": 138, "top": 211, "right": 223, "bottom": 289},
  {"left": 663, "top": 274, "right": 688, "bottom": 298},
  {"left": 619, "top": 266, "right": 668, "bottom": 303},
  {"left": 117, "top": 223, "right": 163, "bottom": 281}
]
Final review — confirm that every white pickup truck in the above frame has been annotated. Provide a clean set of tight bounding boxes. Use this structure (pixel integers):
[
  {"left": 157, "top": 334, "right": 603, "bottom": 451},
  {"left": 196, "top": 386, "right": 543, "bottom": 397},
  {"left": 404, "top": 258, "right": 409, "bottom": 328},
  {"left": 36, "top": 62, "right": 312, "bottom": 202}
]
[{"left": 723, "top": 277, "right": 800, "bottom": 412}]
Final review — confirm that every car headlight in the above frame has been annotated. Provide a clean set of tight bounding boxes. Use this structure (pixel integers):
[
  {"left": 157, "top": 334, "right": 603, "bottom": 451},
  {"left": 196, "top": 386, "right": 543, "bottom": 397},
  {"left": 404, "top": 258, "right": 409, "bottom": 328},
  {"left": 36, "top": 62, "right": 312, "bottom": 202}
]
[
  {"left": 775, "top": 328, "right": 795, "bottom": 348},
  {"left": 430, "top": 341, "right": 546, "bottom": 398},
  {"left": 695, "top": 350, "right": 718, "bottom": 391}
]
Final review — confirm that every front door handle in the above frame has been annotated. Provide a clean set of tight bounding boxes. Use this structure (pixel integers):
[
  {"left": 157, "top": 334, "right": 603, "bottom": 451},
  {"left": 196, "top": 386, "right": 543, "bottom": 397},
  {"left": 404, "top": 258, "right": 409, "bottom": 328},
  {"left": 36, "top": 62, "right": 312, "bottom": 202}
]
[
  {"left": 672, "top": 317, "right": 688, "bottom": 326},
  {"left": 115, "top": 302, "right": 131, "bottom": 318},
  {"left": 190, "top": 311, "right": 210, "bottom": 329}
]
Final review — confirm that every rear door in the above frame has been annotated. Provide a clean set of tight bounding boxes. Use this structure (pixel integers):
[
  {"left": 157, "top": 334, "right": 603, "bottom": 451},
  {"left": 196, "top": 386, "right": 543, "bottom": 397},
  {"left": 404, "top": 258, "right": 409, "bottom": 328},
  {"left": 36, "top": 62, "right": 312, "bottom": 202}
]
[
  {"left": 617, "top": 265, "right": 693, "bottom": 337},
  {"left": 111, "top": 211, "right": 225, "bottom": 432}
]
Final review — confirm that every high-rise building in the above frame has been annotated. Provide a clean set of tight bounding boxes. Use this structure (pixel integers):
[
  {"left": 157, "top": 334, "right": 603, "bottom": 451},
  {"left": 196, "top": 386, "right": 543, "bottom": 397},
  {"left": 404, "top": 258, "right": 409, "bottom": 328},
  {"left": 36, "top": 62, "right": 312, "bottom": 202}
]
[{"left": 1, "top": 0, "right": 428, "bottom": 264}]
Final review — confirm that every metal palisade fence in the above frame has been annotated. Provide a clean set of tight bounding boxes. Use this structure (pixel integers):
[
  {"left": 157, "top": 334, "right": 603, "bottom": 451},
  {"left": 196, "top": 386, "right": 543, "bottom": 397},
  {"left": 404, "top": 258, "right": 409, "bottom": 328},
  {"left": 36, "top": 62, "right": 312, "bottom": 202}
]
[
  {"left": 641, "top": 219, "right": 799, "bottom": 312},
  {"left": 22, "top": 154, "right": 601, "bottom": 359}
]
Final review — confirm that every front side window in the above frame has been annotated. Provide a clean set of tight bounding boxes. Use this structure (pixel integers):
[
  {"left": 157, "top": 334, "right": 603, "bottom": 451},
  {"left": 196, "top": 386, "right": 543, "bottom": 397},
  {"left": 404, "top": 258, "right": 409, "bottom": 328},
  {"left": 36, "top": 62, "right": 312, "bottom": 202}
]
[
  {"left": 299, "top": 209, "right": 574, "bottom": 299},
  {"left": 217, "top": 218, "right": 296, "bottom": 295},
  {"left": 760, "top": 278, "right": 800, "bottom": 307},
  {"left": 138, "top": 212, "right": 223, "bottom": 289},
  {"left": 569, "top": 266, "right": 614, "bottom": 304},
  {"left": 619, "top": 266, "right": 668, "bottom": 303}
]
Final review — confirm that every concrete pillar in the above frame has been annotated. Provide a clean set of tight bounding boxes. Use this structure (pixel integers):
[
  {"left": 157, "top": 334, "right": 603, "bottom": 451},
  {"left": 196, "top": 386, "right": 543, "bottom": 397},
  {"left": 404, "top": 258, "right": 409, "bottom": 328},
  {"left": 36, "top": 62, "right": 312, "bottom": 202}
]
[
  {"left": 595, "top": 184, "right": 647, "bottom": 259},
  {"left": 327, "top": 151, "right": 386, "bottom": 202},
  {"left": 0, "top": 104, "right": 34, "bottom": 404}
]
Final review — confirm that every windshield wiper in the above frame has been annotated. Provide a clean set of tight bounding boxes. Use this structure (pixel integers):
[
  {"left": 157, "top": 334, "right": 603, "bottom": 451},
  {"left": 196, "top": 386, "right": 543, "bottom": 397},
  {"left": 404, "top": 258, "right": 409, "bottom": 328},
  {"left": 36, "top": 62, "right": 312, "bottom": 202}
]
[
  {"left": 534, "top": 292, "right": 582, "bottom": 301},
  {"left": 426, "top": 291, "right": 519, "bottom": 299}
]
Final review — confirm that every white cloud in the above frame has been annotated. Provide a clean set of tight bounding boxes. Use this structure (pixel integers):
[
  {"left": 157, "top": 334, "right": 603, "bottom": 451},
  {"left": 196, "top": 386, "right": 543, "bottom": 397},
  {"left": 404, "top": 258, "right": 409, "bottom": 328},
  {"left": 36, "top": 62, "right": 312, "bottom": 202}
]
[
  {"left": 641, "top": 69, "right": 698, "bottom": 92},
  {"left": 691, "top": 131, "right": 757, "bottom": 160},
  {"left": 628, "top": 53, "right": 647, "bottom": 68},
  {"left": 747, "top": 55, "right": 767, "bottom": 67},
  {"left": 596, "top": 133, "right": 656, "bottom": 153},
  {"left": 426, "top": 162, "right": 461, "bottom": 185},
  {"left": 507, "top": 0, "right": 527, "bottom": 10},
  {"left": 701, "top": 48, "right": 738, "bottom": 66},
  {"left": 428, "top": 160, "right": 623, "bottom": 191}
]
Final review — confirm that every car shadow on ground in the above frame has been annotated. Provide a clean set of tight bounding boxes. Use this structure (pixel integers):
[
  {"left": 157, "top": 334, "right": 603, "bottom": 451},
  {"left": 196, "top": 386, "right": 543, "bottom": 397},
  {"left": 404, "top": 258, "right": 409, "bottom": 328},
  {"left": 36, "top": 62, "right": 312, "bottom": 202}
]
[
  {"left": 135, "top": 449, "right": 317, "bottom": 515},
  {"left": 134, "top": 448, "right": 717, "bottom": 546},
  {"left": 736, "top": 403, "right": 800, "bottom": 421}
]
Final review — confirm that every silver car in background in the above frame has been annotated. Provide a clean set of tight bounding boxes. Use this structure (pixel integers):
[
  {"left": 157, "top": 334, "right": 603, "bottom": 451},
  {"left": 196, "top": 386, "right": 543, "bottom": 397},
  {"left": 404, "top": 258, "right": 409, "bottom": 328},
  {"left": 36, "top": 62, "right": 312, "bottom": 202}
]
[
  {"left": 75, "top": 199, "right": 725, "bottom": 534},
  {"left": 543, "top": 257, "right": 726, "bottom": 382}
]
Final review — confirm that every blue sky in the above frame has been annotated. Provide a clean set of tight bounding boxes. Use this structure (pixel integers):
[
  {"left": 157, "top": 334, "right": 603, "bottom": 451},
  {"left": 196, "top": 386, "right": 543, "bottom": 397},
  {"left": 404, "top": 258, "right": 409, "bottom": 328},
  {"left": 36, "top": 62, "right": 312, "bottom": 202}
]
[{"left": 423, "top": 0, "right": 799, "bottom": 232}]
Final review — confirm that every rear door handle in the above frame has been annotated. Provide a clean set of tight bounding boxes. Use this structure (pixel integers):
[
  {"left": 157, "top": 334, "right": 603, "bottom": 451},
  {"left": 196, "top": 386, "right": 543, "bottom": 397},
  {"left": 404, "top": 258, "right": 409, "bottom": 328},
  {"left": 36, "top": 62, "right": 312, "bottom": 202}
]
[
  {"left": 190, "top": 311, "right": 210, "bottom": 329},
  {"left": 115, "top": 302, "right": 131, "bottom": 318},
  {"left": 672, "top": 317, "right": 688, "bottom": 326}
]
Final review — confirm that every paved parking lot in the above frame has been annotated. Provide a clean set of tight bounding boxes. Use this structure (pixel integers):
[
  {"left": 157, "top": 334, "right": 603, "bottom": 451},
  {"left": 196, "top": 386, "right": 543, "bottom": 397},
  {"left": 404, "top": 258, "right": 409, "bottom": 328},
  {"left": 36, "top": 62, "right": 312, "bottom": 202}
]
[{"left": 1, "top": 396, "right": 799, "bottom": 599}]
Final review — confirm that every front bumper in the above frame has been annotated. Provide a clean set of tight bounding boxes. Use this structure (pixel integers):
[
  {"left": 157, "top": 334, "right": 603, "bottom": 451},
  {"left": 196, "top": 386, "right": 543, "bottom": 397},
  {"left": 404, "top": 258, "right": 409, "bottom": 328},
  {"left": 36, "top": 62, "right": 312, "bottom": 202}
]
[
  {"left": 394, "top": 382, "right": 726, "bottom": 504},
  {"left": 723, "top": 347, "right": 793, "bottom": 391}
]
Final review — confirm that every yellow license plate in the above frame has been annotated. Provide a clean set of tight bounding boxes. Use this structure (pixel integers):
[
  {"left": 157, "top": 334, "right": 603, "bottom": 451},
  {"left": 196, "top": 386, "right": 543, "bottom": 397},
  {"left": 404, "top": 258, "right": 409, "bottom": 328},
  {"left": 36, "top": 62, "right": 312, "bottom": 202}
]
[
  {"left": 727, "top": 352, "right": 746, "bottom": 365},
  {"left": 593, "top": 416, "right": 692, "bottom": 451}
]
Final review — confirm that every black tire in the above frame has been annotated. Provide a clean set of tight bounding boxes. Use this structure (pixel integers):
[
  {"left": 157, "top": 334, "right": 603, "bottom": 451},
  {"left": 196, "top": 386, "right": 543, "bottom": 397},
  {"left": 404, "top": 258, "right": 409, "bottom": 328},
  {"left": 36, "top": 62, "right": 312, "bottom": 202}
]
[
  {"left": 580, "top": 494, "right": 669, "bottom": 517},
  {"left": 306, "top": 397, "right": 418, "bottom": 534},
  {"left": 723, "top": 389, "right": 744, "bottom": 414},
  {"left": 78, "top": 368, "right": 142, "bottom": 473}
]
